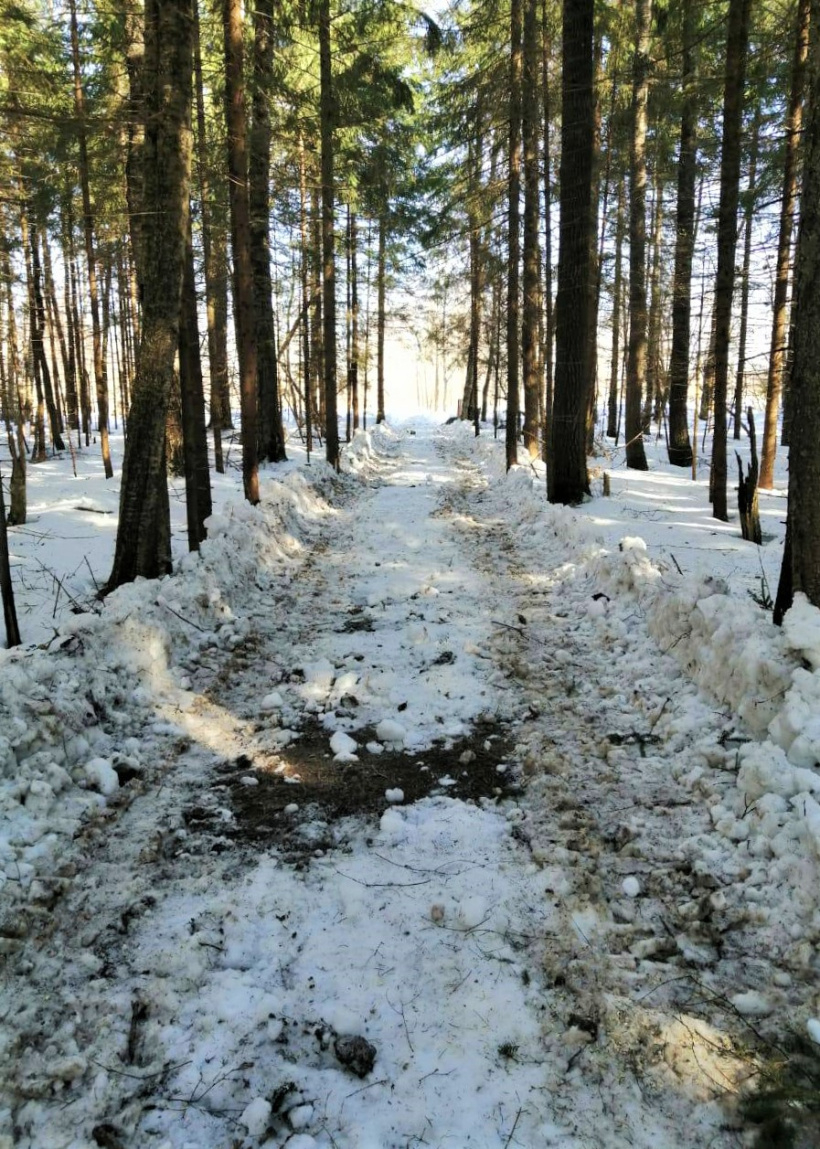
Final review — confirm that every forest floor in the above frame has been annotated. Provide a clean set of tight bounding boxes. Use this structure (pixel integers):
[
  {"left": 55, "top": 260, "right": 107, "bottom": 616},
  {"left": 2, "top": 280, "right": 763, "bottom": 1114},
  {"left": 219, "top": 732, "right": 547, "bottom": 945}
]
[{"left": 1, "top": 419, "right": 820, "bottom": 1149}]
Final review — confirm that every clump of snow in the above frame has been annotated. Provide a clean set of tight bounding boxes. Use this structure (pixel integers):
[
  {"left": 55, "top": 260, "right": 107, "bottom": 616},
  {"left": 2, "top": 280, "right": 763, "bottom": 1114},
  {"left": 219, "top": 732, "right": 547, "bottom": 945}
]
[
  {"left": 261, "top": 690, "right": 283, "bottom": 711},
  {"left": 240, "top": 1097, "right": 272, "bottom": 1136},
  {"left": 375, "top": 718, "right": 406, "bottom": 747},
  {"left": 84, "top": 758, "right": 119, "bottom": 798},
  {"left": 384, "top": 788, "right": 404, "bottom": 803},
  {"left": 622, "top": 876, "right": 641, "bottom": 899},
  {"left": 329, "top": 730, "right": 357, "bottom": 759},
  {"left": 808, "top": 1018, "right": 820, "bottom": 1044},
  {"left": 730, "top": 992, "right": 773, "bottom": 1018}
]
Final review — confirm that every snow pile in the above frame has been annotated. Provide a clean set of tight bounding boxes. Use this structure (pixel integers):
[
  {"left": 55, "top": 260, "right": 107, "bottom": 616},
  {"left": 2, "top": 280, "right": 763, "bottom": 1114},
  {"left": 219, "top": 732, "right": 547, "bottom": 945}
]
[
  {"left": 0, "top": 466, "right": 336, "bottom": 919},
  {"left": 341, "top": 423, "right": 402, "bottom": 475}
]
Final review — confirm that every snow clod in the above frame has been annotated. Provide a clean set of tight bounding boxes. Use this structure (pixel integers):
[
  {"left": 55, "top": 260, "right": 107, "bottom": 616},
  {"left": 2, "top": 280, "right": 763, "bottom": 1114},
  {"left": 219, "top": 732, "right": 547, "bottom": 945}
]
[{"left": 334, "top": 1034, "right": 377, "bottom": 1078}]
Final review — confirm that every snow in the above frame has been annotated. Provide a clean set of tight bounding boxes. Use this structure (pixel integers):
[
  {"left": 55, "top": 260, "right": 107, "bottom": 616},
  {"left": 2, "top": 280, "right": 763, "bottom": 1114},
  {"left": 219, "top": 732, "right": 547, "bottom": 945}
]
[{"left": 1, "top": 415, "right": 819, "bottom": 1148}]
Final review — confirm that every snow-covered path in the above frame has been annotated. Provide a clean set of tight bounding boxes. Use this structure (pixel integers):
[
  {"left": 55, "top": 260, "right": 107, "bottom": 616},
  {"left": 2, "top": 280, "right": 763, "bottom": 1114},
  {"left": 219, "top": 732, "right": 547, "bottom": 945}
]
[{"left": 2, "top": 423, "right": 818, "bottom": 1149}]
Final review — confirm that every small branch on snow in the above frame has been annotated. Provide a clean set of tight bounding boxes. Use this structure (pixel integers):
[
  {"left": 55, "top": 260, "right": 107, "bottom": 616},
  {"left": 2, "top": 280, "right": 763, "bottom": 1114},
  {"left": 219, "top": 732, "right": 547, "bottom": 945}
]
[
  {"left": 503, "top": 1106, "right": 523, "bottom": 1148},
  {"left": 335, "top": 869, "right": 431, "bottom": 889},
  {"left": 158, "top": 601, "right": 206, "bottom": 632},
  {"left": 344, "top": 1077, "right": 389, "bottom": 1100}
]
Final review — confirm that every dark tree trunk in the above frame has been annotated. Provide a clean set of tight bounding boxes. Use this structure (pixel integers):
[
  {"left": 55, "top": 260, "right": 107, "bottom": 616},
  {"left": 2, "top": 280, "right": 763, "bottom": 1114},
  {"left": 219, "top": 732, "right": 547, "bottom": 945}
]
[
  {"left": 376, "top": 212, "right": 386, "bottom": 424},
  {"left": 643, "top": 169, "right": 664, "bottom": 432},
  {"left": 775, "top": 0, "right": 820, "bottom": 619},
  {"left": 625, "top": 0, "right": 651, "bottom": 471},
  {"left": 522, "top": 0, "right": 542, "bottom": 458},
  {"left": 29, "top": 225, "right": 65, "bottom": 452},
  {"left": 179, "top": 214, "right": 212, "bottom": 550},
  {"left": 193, "top": 0, "right": 226, "bottom": 473},
  {"left": 319, "top": 0, "right": 339, "bottom": 466},
  {"left": 250, "top": 0, "right": 287, "bottom": 464},
  {"left": 548, "top": 0, "right": 594, "bottom": 503},
  {"left": 349, "top": 208, "right": 360, "bottom": 432},
  {"left": 541, "top": 0, "right": 554, "bottom": 459},
  {"left": 298, "top": 133, "right": 313, "bottom": 454},
  {"left": 506, "top": 0, "right": 523, "bottom": 469},
  {"left": 710, "top": 0, "right": 751, "bottom": 522},
  {"left": 104, "top": 0, "right": 193, "bottom": 593},
  {"left": 0, "top": 466, "right": 21, "bottom": 648},
  {"left": 224, "top": 0, "right": 260, "bottom": 502},
  {"left": 760, "top": 0, "right": 810, "bottom": 489}
]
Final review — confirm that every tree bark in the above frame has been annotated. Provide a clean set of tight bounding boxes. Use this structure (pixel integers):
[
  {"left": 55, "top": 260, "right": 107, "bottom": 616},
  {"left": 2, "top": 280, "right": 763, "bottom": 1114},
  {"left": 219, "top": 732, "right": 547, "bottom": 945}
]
[
  {"left": 193, "top": 0, "right": 226, "bottom": 473},
  {"left": 710, "top": 0, "right": 751, "bottom": 521},
  {"left": 179, "top": 213, "right": 212, "bottom": 549},
  {"left": 774, "top": 0, "right": 820, "bottom": 619},
  {"left": 376, "top": 212, "right": 387, "bottom": 424},
  {"left": 69, "top": 0, "right": 113, "bottom": 479},
  {"left": 541, "top": 0, "right": 554, "bottom": 460},
  {"left": 104, "top": 0, "right": 193, "bottom": 593},
  {"left": 760, "top": 0, "right": 810, "bottom": 489},
  {"left": 522, "top": 0, "right": 542, "bottom": 458},
  {"left": 607, "top": 173, "right": 625, "bottom": 439},
  {"left": 506, "top": 0, "right": 523, "bottom": 469},
  {"left": 625, "top": 0, "right": 651, "bottom": 471},
  {"left": 548, "top": 0, "right": 594, "bottom": 503},
  {"left": 251, "top": 0, "right": 287, "bottom": 464},
  {"left": 0, "top": 465, "right": 21, "bottom": 648},
  {"left": 733, "top": 105, "right": 761, "bottom": 440},
  {"left": 224, "top": 0, "right": 260, "bottom": 502},
  {"left": 319, "top": 0, "right": 339, "bottom": 466}
]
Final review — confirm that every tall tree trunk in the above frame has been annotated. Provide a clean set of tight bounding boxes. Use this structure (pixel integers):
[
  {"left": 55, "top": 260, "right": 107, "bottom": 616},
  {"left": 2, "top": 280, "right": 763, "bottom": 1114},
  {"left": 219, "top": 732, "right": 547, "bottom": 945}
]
[
  {"left": 586, "top": 30, "right": 604, "bottom": 449},
  {"left": 643, "top": 169, "right": 664, "bottom": 431},
  {"left": 69, "top": 0, "right": 113, "bottom": 478},
  {"left": 193, "top": 0, "right": 225, "bottom": 473},
  {"left": 774, "top": 0, "right": 820, "bottom": 620},
  {"left": 541, "top": 0, "right": 554, "bottom": 459},
  {"left": 667, "top": 0, "right": 697, "bottom": 466},
  {"left": 465, "top": 126, "right": 483, "bottom": 430},
  {"left": 104, "top": 0, "right": 193, "bottom": 593},
  {"left": 59, "top": 200, "right": 80, "bottom": 431},
  {"left": 349, "top": 208, "right": 360, "bottom": 432},
  {"left": 20, "top": 201, "right": 47, "bottom": 462},
  {"left": 711, "top": 0, "right": 751, "bottom": 521},
  {"left": 548, "top": 0, "right": 594, "bottom": 503},
  {"left": 760, "top": 0, "right": 810, "bottom": 489},
  {"left": 376, "top": 212, "right": 386, "bottom": 424},
  {"left": 522, "top": 0, "right": 542, "bottom": 458},
  {"left": 607, "top": 173, "right": 625, "bottom": 439},
  {"left": 224, "top": 0, "right": 260, "bottom": 502},
  {"left": 506, "top": 0, "right": 523, "bottom": 469},
  {"left": 298, "top": 132, "right": 313, "bottom": 454},
  {"left": 250, "top": 0, "right": 286, "bottom": 464},
  {"left": 179, "top": 213, "right": 212, "bottom": 550},
  {"left": 319, "top": 0, "right": 339, "bottom": 466},
  {"left": 0, "top": 465, "right": 21, "bottom": 649},
  {"left": 733, "top": 105, "right": 761, "bottom": 439},
  {"left": 625, "top": 0, "right": 651, "bottom": 471},
  {"left": 30, "top": 225, "right": 65, "bottom": 451}
]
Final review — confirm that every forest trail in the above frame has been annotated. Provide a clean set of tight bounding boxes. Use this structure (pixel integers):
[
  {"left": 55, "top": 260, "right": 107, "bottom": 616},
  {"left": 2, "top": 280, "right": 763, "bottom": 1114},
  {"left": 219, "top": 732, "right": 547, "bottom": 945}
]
[{"left": 2, "top": 424, "right": 806, "bottom": 1149}]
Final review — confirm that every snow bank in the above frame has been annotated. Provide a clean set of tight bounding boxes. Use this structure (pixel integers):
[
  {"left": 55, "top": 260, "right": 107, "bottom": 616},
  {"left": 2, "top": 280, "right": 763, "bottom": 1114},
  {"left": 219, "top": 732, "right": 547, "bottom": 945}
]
[{"left": 0, "top": 466, "right": 337, "bottom": 920}]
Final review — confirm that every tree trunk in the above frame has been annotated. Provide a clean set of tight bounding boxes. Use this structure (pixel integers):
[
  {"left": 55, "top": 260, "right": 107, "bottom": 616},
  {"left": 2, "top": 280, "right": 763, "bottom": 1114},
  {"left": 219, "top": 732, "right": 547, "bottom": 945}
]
[
  {"left": 0, "top": 466, "right": 21, "bottom": 649},
  {"left": 607, "top": 173, "right": 625, "bottom": 439},
  {"left": 178, "top": 213, "right": 212, "bottom": 550},
  {"left": 506, "top": 0, "right": 523, "bottom": 469},
  {"left": 298, "top": 132, "right": 313, "bottom": 455},
  {"left": 522, "top": 0, "right": 542, "bottom": 458},
  {"left": 69, "top": 0, "right": 113, "bottom": 479},
  {"left": 104, "top": 0, "right": 193, "bottom": 593},
  {"left": 733, "top": 105, "right": 761, "bottom": 440},
  {"left": 376, "top": 212, "right": 386, "bottom": 424},
  {"left": 643, "top": 168, "right": 664, "bottom": 431},
  {"left": 710, "top": 0, "right": 751, "bottom": 522},
  {"left": 625, "top": 0, "right": 651, "bottom": 471},
  {"left": 774, "top": 0, "right": 820, "bottom": 620},
  {"left": 29, "top": 225, "right": 65, "bottom": 452},
  {"left": 193, "top": 0, "right": 225, "bottom": 473},
  {"left": 319, "top": 0, "right": 339, "bottom": 466},
  {"left": 349, "top": 208, "right": 360, "bottom": 432},
  {"left": 20, "top": 202, "right": 47, "bottom": 463},
  {"left": 760, "top": 0, "right": 810, "bottom": 489},
  {"left": 548, "top": 0, "right": 594, "bottom": 503},
  {"left": 251, "top": 0, "right": 286, "bottom": 464},
  {"left": 224, "top": 0, "right": 260, "bottom": 502},
  {"left": 541, "top": 0, "right": 554, "bottom": 460}
]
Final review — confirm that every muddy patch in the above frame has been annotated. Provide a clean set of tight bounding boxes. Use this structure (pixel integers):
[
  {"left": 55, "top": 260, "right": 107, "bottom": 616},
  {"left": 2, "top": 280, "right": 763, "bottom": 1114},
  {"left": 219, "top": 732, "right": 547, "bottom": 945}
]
[{"left": 184, "top": 722, "right": 521, "bottom": 860}]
